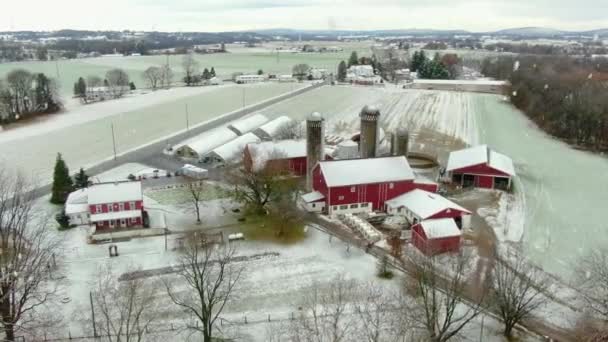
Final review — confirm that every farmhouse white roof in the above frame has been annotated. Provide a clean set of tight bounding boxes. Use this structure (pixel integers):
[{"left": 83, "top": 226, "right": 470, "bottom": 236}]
[
  {"left": 319, "top": 156, "right": 414, "bottom": 187},
  {"left": 413, "top": 79, "right": 507, "bottom": 86},
  {"left": 174, "top": 127, "right": 239, "bottom": 156},
  {"left": 254, "top": 116, "right": 293, "bottom": 139},
  {"left": 418, "top": 218, "right": 462, "bottom": 239},
  {"left": 228, "top": 114, "right": 269, "bottom": 135},
  {"left": 385, "top": 189, "right": 471, "bottom": 220},
  {"left": 208, "top": 133, "right": 261, "bottom": 163},
  {"left": 301, "top": 191, "right": 325, "bottom": 203},
  {"left": 87, "top": 181, "right": 143, "bottom": 205},
  {"left": 90, "top": 210, "right": 141, "bottom": 222},
  {"left": 446, "top": 145, "right": 515, "bottom": 176}
]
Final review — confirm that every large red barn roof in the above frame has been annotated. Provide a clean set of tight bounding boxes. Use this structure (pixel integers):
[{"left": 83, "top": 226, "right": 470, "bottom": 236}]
[{"left": 318, "top": 156, "right": 414, "bottom": 187}]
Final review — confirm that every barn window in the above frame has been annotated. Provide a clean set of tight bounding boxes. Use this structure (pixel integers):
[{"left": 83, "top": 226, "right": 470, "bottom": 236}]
[
  {"left": 311, "top": 203, "right": 316, "bottom": 208},
  {"left": 360, "top": 203, "right": 369, "bottom": 208},
  {"left": 389, "top": 183, "right": 394, "bottom": 189},
  {"left": 130, "top": 201, "right": 136, "bottom": 210},
  {"left": 108, "top": 205, "right": 114, "bottom": 212},
  {"left": 350, "top": 186, "right": 356, "bottom": 192},
  {"left": 119, "top": 203, "right": 124, "bottom": 211},
  {"left": 333, "top": 206, "right": 337, "bottom": 210},
  {"left": 338, "top": 196, "right": 344, "bottom": 200},
  {"left": 95, "top": 205, "right": 101, "bottom": 213},
  {"left": 350, "top": 204, "right": 358, "bottom": 209},
  {"left": 340, "top": 205, "right": 348, "bottom": 210}
]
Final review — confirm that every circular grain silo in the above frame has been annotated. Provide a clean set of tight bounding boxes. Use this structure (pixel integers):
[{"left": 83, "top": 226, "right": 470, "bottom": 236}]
[
  {"left": 359, "top": 105, "right": 380, "bottom": 159},
  {"left": 391, "top": 128, "right": 409, "bottom": 157},
  {"left": 306, "top": 112, "right": 325, "bottom": 191}
]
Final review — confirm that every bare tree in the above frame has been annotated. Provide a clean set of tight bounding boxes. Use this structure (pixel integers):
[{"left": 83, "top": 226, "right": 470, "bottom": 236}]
[
  {"left": 182, "top": 53, "right": 200, "bottom": 86},
  {"left": 6, "top": 69, "right": 32, "bottom": 114},
  {"left": 87, "top": 75, "right": 103, "bottom": 88},
  {"left": 106, "top": 68, "right": 130, "bottom": 98},
  {"left": 405, "top": 251, "right": 485, "bottom": 342},
  {"left": 142, "top": 66, "right": 162, "bottom": 90},
  {"left": 186, "top": 181, "right": 204, "bottom": 224},
  {"left": 164, "top": 238, "right": 243, "bottom": 342},
  {"left": 273, "top": 121, "right": 304, "bottom": 140},
  {"left": 159, "top": 65, "right": 173, "bottom": 89},
  {"left": 91, "top": 263, "right": 160, "bottom": 342},
  {"left": 0, "top": 167, "right": 61, "bottom": 341},
  {"left": 576, "top": 247, "right": 608, "bottom": 321},
  {"left": 353, "top": 282, "right": 409, "bottom": 342},
  {"left": 289, "top": 274, "right": 357, "bottom": 342},
  {"left": 491, "top": 249, "right": 549, "bottom": 338}
]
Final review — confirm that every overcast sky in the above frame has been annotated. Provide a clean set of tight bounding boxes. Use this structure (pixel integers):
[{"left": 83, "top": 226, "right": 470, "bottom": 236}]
[{"left": 1, "top": 0, "right": 607, "bottom": 32}]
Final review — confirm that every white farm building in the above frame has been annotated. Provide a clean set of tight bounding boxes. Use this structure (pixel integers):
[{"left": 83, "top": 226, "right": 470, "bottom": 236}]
[
  {"left": 202, "top": 133, "right": 261, "bottom": 165},
  {"left": 227, "top": 114, "right": 269, "bottom": 136},
  {"left": 174, "top": 127, "right": 239, "bottom": 161},
  {"left": 236, "top": 75, "right": 266, "bottom": 84},
  {"left": 252, "top": 116, "right": 294, "bottom": 140}
]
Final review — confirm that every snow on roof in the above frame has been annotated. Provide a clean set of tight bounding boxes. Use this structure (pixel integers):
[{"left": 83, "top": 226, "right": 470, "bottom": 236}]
[
  {"left": 319, "top": 156, "right": 414, "bottom": 187},
  {"left": 228, "top": 114, "right": 269, "bottom": 135},
  {"left": 247, "top": 140, "right": 306, "bottom": 171},
  {"left": 181, "top": 164, "right": 207, "bottom": 173},
  {"left": 87, "top": 181, "right": 142, "bottom": 205},
  {"left": 208, "top": 133, "right": 261, "bottom": 163},
  {"left": 446, "top": 145, "right": 515, "bottom": 176},
  {"left": 253, "top": 116, "right": 293, "bottom": 139},
  {"left": 417, "top": 218, "right": 462, "bottom": 239},
  {"left": 301, "top": 191, "right": 325, "bottom": 203},
  {"left": 175, "top": 127, "right": 239, "bottom": 156},
  {"left": 385, "top": 189, "right": 471, "bottom": 220},
  {"left": 413, "top": 79, "right": 507, "bottom": 86},
  {"left": 338, "top": 140, "right": 358, "bottom": 147},
  {"left": 67, "top": 188, "right": 89, "bottom": 204},
  {"left": 90, "top": 210, "right": 141, "bottom": 222}
]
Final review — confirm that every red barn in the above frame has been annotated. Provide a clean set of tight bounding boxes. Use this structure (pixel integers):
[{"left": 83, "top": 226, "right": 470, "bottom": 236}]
[
  {"left": 88, "top": 181, "right": 144, "bottom": 230},
  {"left": 244, "top": 140, "right": 308, "bottom": 175},
  {"left": 446, "top": 145, "right": 515, "bottom": 190},
  {"left": 311, "top": 156, "right": 423, "bottom": 215},
  {"left": 412, "top": 218, "right": 462, "bottom": 255},
  {"left": 385, "top": 189, "right": 471, "bottom": 228}
]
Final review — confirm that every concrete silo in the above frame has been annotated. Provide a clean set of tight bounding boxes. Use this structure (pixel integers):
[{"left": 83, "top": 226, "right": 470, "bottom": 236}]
[
  {"left": 359, "top": 105, "right": 381, "bottom": 159},
  {"left": 391, "top": 128, "right": 409, "bottom": 157},
  {"left": 306, "top": 112, "right": 325, "bottom": 191}
]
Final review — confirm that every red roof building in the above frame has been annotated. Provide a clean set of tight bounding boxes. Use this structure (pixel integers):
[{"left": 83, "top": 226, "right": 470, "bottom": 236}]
[
  {"left": 244, "top": 140, "right": 308, "bottom": 176},
  {"left": 87, "top": 181, "right": 144, "bottom": 230},
  {"left": 412, "top": 218, "right": 462, "bottom": 255},
  {"left": 446, "top": 145, "right": 515, "bottom": 190}
]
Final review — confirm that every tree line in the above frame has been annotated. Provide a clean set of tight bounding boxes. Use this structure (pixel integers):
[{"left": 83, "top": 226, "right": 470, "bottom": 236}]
[
  {"left": 73, "top": 68, "right": 135, "bottom": 102},
  {"left": 0, "top": 69, "right": 61, "bottom": 124},
  {"left": 181, "top": 53, "right": 217, "bottom": 86},
  {"left": 411, "top": 50, "right": 461, "bottom": 79},
  {"left": 482, "top": 55, "right": 608, "bottom": 150}
]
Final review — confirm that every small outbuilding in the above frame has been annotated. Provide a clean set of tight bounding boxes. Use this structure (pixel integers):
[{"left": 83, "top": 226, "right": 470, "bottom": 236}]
[
  {"left": 385, "top": 189, "right": 471, "bottom": 228},
  {"left": 300, "top": 191, "right": 326, "bottom": 212},
  {"left": 411, "top": 218, "right": 462, "bottom": 255},
  {"left": 446, "top": 145, "right": 515, "bottom": 190}
]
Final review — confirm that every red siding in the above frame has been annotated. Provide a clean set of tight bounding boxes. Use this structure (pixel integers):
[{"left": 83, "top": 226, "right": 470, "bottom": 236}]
[
  {"left": 243, "top": 147, "right": 254, "bottom": 172},
  {"left": 428, "top": 208, "right": 469, "bottom": 220},
  {"left": 245, "top": 146, "right": 307, "bottom": 176},
  {"left": 312, "top": 164, "right": 328, "bottom": 198},
  {"left": 451, "top": 163, "right": 510, "bottom": 177},
  {"left": 412, "top": 224, "right": 461, "bottom": 256},
  {"left": 476, "top": 175, "right": 494, "bottom": 189},
  {"left": 413, "top": 182, "right": 439, "bottom": 193},
  {"left": 326, "top": 180, "right": 416, "bottom": 211}
]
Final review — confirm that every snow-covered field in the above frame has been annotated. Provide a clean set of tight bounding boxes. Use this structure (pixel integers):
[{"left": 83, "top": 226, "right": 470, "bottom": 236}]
[{"left": 0, "top": 82, "right": 303, "bottom": 184}]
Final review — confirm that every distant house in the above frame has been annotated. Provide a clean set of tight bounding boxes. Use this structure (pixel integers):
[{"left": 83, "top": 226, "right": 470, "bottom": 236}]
[
  {"left": 65, "top": 181, "right": 144, "bottom": 229},
  {"left": 278, "top": 74, "right": 297, "bottom": 82},
  {"left": 385, "top": 189, "right": 471, "bottom": 228},
  {"left": 446, "top": 145, "right": 515, "bottom": 190},
  {"left": 412, "top": 218, "right": 462, "bottom": 255},
  {"left": 235, "top": 75, "right": 266, "bottom": 84},
  {"left": 308, "top": 68, "right": 328, "bottom": 80},
  {"left": 346, "top": 65, "right": 383, "bottom": 85},
  {"left": 85, "top": 86, "right": 129, "bottom": 102}
]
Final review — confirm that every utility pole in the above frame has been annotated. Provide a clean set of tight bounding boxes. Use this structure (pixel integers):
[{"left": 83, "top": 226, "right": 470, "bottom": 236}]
[
  {"left": 185, "top": 103, "right": 190, "bottom": 133},
  {"left": 479, "top": 314, "right": 485, "bottom": 341},
  {"left": 242, "top": 88, "right": 245, "bottom": 107},
  {"left": 90, "top": 292, "right": 98, "bottom": 337},
  {"left": 111, "top": 123, "right": 117, "bottom": 161}
]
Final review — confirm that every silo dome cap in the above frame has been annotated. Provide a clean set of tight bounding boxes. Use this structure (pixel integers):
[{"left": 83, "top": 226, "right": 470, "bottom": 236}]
[
  {"left": 308, "top": 112, "right": 324, "bottom": 121},
  {"left": 360, "top": 105, "right": 381, "bottom": 116}
]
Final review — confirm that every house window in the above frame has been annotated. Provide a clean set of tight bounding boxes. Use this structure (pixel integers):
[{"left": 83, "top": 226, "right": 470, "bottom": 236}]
[
  {"left": 119, "top": 203, "right": 124, "bottom": 211},
  {"left": 350, "top": 186, "right": 356, "bottom": 193},
  {"left": 338, "top": 196, "right": 344, "bottom": 200},
  {"left": 312, "top": 203, "right": 316, "bottom": 208},
  {"left": 350, "top": 204, "right": 358, "bottom": 209},
  {"left": 130, "top": 201, "right": 136, "bottom": 210},
  {"left": 333, "top": 206, "right": 337, "bottom": 210},
  {"left": 389, "top": 183, "right": 394, "bottom": 189},
  {"left": 108, "top": 204, "right": 114, "bottom": 212},
  {"left": 95, "top": 204, "right": 101, "bottom": 213}
]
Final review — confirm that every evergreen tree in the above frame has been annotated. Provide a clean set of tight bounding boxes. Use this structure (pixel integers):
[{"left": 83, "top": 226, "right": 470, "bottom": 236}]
[
  {"left": 74, "top": 77, "right": 86, "bottom": 98},
  {"left": 210, "top": 67, "right": 216, "bottom": 77},
  {"left": 55, "top": 209, "right": 70, "bottom": 229},
  {"left": 257, "top": 69, "right": 264, "bottom": 75},
  {"left": 348, "top": 51, "right": 359, "bottom": 67},
  {"left": 74, "top": 167, "right": 90, "bottom": 189},
  {"left": 337, "top": 61, "right": 347, "bottom": 82},
  {"left": 129, "top": 81, "right": 136, "bottom": 90},
  {"left": 50, "top": 153, "right": 74, "bottom": 204},
  {"left": 202, "top": 68, "right": 210, "bottom": 80}
]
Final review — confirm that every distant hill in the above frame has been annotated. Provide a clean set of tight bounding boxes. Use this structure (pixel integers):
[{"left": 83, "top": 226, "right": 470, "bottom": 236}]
[{"left": 492, "top": 27, "right": 566, "bottom": 37}]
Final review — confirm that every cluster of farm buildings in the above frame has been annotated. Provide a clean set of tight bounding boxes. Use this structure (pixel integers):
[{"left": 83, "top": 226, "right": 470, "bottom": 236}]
[{"left": 64, "top": 102, "right": 515, "bottom": 256}]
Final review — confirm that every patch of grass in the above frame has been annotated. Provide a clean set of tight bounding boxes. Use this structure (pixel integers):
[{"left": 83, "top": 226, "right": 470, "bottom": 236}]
[
  {"left": 240, "top": 214, "right": 307, "bottom": 245},
  {"left": 145, "top": 184, "right": 229, "bottom": 205}
]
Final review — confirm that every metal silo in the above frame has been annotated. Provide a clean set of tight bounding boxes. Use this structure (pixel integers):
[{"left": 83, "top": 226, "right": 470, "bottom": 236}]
[
  {"left": 306, "top": 112, "right": 325, "bottom": 191},
  {"left": 391, "top": 128, "right": 409, "bottom": 157},
  {"left": 359, "top": 105, "right": 380, "bottom": 159}
]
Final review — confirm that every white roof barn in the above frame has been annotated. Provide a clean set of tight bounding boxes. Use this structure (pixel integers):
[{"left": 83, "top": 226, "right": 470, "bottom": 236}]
[
  {"left": 88, "top": 181, "right": 143, "bottom": 205},
  {"left": 205, "top": 133, "right": 261, "bottom": 164},
  {"left": 65, "top": 188, "right": 90, "bottom": 215},
  {"left": 446, "top": 145, "right": 515, "bottom": 176},
  {"left": 318, "top": 156, "right": 414, "bottom": 188},
  {"left": 417, "top": 218, "right": 462, "bottom": 239},
  {"left": 252, "top": 116, "right": 294, "bottom": 140},
  {"left": 227, "top": 114, "right": 269, "bottom": 136},
  {"left": 174, "top": 127, "right": 239, "bottom": 160},
  {"left": 385, "top": 189, "right": 471, "bottom": 220}
]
